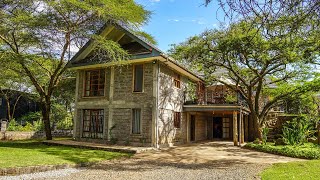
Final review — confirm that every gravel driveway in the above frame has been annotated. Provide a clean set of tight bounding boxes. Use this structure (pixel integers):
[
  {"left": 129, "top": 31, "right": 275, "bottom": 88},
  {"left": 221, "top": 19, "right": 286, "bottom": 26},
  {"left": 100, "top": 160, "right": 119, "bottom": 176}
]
[{"left": 2, "top": 142, "right": 303, "bottom": 180}]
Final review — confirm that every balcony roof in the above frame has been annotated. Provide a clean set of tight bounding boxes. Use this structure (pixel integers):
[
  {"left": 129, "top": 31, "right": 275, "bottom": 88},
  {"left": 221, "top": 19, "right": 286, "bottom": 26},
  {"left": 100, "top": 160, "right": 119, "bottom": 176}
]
[{"left": 183, "top": 104, "right": 250, "bottom": 114}]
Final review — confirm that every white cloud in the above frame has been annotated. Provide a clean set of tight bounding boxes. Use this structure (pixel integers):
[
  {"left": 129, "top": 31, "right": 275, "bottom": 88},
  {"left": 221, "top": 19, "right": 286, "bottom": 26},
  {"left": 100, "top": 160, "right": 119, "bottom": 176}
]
[
  {"left": 168, "top": 19, "right": 180, "bottom": 22},
  {"left": 150, "top": 0, "right": 160, "bottom": 2},
  {"left": 167, "top": 18, "right": 208, "bottom": 25}
]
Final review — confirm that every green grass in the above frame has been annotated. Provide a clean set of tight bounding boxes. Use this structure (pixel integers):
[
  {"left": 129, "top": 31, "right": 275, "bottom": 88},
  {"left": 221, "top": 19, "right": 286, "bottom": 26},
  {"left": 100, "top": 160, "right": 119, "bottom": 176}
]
[
  {"left": 261, "top": 160, "right": 320, "bottom": 180},
  {"left": 0, "top": 140, "right": 131, "bottom": 168},
  {"left": 245, "top": 142, "right": 320, "bottom": 159}
]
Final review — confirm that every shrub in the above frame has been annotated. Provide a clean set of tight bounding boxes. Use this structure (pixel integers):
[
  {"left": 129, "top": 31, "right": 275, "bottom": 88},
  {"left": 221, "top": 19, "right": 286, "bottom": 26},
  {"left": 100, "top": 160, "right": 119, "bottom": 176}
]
[
  {"left": 7, "top": 119, "right": 36, "bottom": 132},
  {"left": 262, "top": 127, "right": 269, "bottom": 144},
  {"left": 56, "top": 115, "right": 73, "bottom": 130},
  {"left": 282, "top": 115, "right": 316, "bottom": 145},
  {"left": 6, "top": 119, "right": 22, "bottom": 131},
  {"left": 33, "top": 119, "right": 44, "bottom": 131},
  {"left": 20, "top": 122, "right": 34, "bottom": 131},
  {"left": 18, "top": 111, "right": 42, "bottom": 123}
]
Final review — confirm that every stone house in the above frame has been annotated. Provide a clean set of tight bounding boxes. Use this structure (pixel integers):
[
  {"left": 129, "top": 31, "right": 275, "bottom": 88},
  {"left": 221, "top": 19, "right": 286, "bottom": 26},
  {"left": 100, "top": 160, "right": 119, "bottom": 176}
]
[{"left": 69, "top": 23, "right": 252, "bottom": 148}]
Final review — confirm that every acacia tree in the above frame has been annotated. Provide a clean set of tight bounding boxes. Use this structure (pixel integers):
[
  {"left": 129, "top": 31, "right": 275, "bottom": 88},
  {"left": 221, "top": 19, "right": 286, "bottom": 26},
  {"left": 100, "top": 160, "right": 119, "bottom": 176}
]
[
  {"left": 0, "top": 60, "right": 32, "bottom": 121},
  {"left": 170, "top": 20, "right": 320, "bottom": 139},
  {"left": 204, "top": 1, "right": 320, "bottom": 49},
  {"left": 0, "top": 0, "right": 151, "bottom": 139}
]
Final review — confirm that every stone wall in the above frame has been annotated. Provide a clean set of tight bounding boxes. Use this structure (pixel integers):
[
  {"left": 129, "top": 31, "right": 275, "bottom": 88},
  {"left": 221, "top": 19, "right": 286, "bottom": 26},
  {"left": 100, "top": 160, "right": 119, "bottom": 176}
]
[
  {"left": 157, "top": 64, "right": 189, "bottom": 147},
  {"left": 0, "top": 130, "right": 73, "bottom": 141},
  {"left": 74, "top": 62, "right": 155, "bottom": 146}
]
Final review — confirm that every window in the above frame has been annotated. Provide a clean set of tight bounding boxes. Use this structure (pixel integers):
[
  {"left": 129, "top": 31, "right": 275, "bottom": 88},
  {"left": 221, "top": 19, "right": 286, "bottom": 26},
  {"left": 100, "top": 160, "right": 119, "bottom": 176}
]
[
  {"left": 132, "top": 109, "right": 141, "bottom": 134},
  {"left": 173, "top": 73, "right": 181, "bottom": 88},
  {"left": 84, "top": 69, "right": 105, "bottom": 97},
  {"left": 222, "top": 118, "right": 230, "bottom": 138},
  {"left": 174, "top": 112, "right": 181, "bottom": 128},
  {"left": 133, "top": 64, "right": 144, "bottom": 92},
  {"left": 82, "top": 109, "right": 104, "bottom": 139}
]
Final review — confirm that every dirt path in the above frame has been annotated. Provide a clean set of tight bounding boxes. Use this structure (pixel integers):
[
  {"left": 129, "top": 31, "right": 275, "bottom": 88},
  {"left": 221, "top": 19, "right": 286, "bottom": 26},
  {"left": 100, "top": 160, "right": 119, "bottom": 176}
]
[{"left": 3, "top": 142, "right": 304, "bottom": 180}]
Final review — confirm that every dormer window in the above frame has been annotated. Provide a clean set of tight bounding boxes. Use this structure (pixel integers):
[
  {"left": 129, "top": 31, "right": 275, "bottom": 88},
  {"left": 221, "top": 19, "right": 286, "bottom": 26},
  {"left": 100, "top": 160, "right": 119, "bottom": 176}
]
[
  {"left": 84, "top": 69, "right": 105, "bottom": 97},
  {"left": 173, "top": 73, "right": 181, "bottom": 88}
]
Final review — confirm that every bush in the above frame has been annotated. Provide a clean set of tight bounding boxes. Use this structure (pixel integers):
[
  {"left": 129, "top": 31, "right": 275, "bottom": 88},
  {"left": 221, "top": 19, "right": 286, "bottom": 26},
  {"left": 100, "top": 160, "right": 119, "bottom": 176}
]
[
  {"left": 51, "top": 103, "right": 73, "bottom": 130},
  {"left": 33, "top": 119, "right": 44, "bottom": 131},
  {"left": 6, "top": 119, "right": 21, "bottom": 131},
  {"left": 18, "top": 111, "right": 42, "bottom": 123},
  {"left": 56, "top": 116, "right": 73, "bottom": 130},
  {"left": 245, "top": 142, "right": 320, "bottom": 159},
  {"left": 282, "top": 115, "right": 316, "bottom": 145},
  {"left": 7, "top": 119, "right": 35, "bottom": 131},
  {"left": 262, "top": 127, "right": 269, "bottom": 145}
]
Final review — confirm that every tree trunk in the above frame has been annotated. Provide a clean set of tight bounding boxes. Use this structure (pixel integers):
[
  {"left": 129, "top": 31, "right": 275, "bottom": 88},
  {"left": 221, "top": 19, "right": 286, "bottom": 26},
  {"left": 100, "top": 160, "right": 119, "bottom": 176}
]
[
  {"left": 5, "top": 96, "right": 12, "bottom": 121},
  {"left": 41, "top": 101, "right": 52, "bottom": 140},
  {"left": 252, "top": 115, "right": 262, "bottom": 140}
]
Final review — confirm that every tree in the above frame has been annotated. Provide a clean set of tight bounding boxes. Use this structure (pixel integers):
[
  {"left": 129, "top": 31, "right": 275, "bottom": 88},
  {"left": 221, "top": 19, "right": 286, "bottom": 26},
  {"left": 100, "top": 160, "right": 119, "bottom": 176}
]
[
  {"left": 0, "top": 0, "right": 151, "bottom": 140},
  {"left": 204, "top": 1, "right": 320, "bottom": 50},
  {"left": 0, "top": 63, "right": 31, "bottom": 121},
  {"left": 170, "top": 20, "right": 320, "bottom": 139}
]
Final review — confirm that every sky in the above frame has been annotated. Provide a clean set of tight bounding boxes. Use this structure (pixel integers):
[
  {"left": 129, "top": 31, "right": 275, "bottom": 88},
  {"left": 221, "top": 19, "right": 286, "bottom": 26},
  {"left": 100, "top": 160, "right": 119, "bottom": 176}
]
[{"left": 135, "top": 0, "right": 226, "bottom": 53}]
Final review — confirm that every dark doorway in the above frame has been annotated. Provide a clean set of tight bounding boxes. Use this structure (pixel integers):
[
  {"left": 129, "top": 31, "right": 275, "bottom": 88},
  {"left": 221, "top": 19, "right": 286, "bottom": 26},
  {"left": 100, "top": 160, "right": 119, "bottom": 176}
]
[
  {"left": 213, "top": 117, "right": 223, "bottom": 139},
  {"left": 190, "top": 115, "right": 195, "bottom": 141}
]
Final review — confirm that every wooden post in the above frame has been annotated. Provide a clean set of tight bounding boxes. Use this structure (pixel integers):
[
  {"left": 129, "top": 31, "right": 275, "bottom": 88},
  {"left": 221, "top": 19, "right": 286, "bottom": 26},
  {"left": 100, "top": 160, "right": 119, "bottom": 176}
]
[
  {"left": 244, "top": 115, "right": 248, "bottom": 142},
  {"left": 241, "top": 112, "right": 245, "bottom": 144},
  {"left": 233, "top": 111, "right": 238, "bottom": 146}
]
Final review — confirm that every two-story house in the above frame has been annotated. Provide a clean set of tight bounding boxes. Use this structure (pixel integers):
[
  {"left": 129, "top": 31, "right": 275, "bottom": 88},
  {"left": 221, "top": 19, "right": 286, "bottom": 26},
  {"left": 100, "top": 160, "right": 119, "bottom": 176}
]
[{"left": 69, "top": 23, "right": 252, "bottom": 148}]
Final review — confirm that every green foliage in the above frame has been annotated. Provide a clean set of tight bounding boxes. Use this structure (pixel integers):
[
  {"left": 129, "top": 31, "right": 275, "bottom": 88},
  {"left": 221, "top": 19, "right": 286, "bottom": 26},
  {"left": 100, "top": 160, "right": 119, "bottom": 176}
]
[
  {"left": 262, "top": 127, "right": 269, "bottom": 145},
  {"left": 56, "top": 116, "right": 73, "bottom": 130},
  {"left": 169, "top": 18, "right": 320, "bottom": 140},
  {"left": 6, "top": 119, "right": 21, "bottom": 131},
  {"left": 33, "top": 119, "right": 44, "bottom": 131},
  {"left": 225, "top": 94, "right": 237, "bottom": 103},
  {"left": 245, "top": 142, "right": 320, "bottom": 159},
  {"left": 282, "top": 116, "right": 316, "bottom": 146},
  {"left": 7, "top": 119, "right": 34, "bottom": 132},
  {"left": 0, "top": 0, "right": 152, "bottom": 139},
  {"left": 18, "top": 112, "right": 42, "bottom": 123}
]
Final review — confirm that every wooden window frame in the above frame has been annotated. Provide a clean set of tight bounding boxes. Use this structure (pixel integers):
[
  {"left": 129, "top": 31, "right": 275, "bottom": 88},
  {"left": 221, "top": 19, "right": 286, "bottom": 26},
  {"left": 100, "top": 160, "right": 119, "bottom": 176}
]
[
  {"left": 174, "top": 111, "right": 181, "bottom": 128},
  {"left": 131, "top": 108, "right": 142, "bottom": 134},
  {"left": 132, "top": 64, "right": 144, "bottom": 93},
  {"left": 83, "top": 69, "right": 105, "bottom": 97},
  {"left": 82, "top": 109, "right": 104, "bottom": 139},
  {"left": 173, "top": 73, "right": 181, "bottom": 89}
]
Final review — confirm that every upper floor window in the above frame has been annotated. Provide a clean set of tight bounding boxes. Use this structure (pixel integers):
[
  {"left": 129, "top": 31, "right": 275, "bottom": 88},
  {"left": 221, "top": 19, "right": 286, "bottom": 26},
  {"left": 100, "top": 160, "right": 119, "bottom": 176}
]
[
  {"left": 173, "top": 112, "right": 181, "bottom": 128},
  {"left": 84, "top": 69, "right": 105, "bottom": 97},
  {"left": 133, "top": 64, "right": 144, "bottom": 92},
  {"left": 173, "top": 73, "right": 181, "bottom": 89}
]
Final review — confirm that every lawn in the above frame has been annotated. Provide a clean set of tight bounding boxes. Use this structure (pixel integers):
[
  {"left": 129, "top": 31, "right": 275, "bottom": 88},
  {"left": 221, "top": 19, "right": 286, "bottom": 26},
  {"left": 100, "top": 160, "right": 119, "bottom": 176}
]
[
  {"left": 245, "top": 142, "right": 320, "bottom": 159},
  {"left": 0, "top": 140, "right": 131, "bottom": 168},
  {"left": 261, "top": 160, "right": 320, "bottom": 180}
]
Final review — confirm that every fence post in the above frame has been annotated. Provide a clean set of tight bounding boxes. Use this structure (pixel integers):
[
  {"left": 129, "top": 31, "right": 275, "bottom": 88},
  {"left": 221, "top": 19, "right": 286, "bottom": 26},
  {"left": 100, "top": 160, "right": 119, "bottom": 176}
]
[{"left": 1, "top": 120, "right": 7, "bottom": 132}]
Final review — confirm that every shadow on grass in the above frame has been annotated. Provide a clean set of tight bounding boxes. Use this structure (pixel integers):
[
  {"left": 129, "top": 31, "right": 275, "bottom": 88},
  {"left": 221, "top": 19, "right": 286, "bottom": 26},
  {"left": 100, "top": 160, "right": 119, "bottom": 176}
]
[{"left": 0, "top": 140, "right": 131, "bottom": 166}]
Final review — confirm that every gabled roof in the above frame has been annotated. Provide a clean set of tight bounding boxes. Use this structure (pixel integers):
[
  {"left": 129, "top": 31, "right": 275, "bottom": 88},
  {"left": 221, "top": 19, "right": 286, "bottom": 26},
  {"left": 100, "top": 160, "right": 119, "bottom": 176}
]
[{"left": 68, "top": 23, "right": 203, "bottom": 82}]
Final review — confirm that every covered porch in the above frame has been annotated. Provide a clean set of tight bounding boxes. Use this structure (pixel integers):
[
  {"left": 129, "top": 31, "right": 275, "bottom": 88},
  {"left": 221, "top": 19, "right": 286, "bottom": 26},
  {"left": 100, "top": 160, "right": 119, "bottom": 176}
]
[{"left": 183, "top": 104, "right": 251, "bottom": 146}]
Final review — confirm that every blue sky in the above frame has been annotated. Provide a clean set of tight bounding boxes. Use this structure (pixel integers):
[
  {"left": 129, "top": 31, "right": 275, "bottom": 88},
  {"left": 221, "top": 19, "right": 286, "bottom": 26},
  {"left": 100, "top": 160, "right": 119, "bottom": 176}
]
[{"left": 135, "top": 0, "right": 225, "bottom": 52}]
